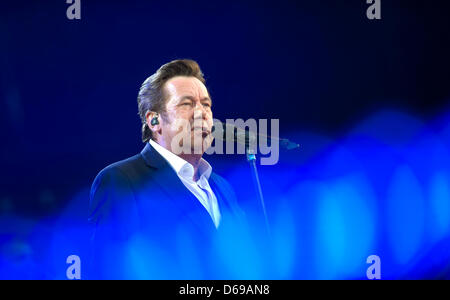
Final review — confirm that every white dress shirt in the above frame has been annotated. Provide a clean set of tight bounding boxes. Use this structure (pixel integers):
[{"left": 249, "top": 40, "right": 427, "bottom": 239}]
[{"left": 149, "top": 140, "right": 221, "bottom": 229}]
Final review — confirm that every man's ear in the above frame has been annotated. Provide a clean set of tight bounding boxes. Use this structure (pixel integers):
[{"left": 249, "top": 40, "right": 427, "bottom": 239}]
[{"left": 145, "top": 110, "right": 161, "bottom": 136}]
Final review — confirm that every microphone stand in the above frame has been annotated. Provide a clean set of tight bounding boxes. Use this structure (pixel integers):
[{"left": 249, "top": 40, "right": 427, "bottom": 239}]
[
  {"left": 216, "top": 120, "right": 299, "bottom": 239},
  {"left": 246, "top": 146, "right": 272, "bottom": 239}
]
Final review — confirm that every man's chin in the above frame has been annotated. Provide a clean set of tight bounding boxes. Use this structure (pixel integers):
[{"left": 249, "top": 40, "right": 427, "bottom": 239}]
[{"left": 190, "top": 141, "right": 211, "bottom": 155}]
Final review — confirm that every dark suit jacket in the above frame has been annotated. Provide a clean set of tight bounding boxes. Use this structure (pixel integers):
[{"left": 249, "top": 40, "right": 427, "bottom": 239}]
[{"left": 88, "top": 142, "right": 247, "bottom": 279}]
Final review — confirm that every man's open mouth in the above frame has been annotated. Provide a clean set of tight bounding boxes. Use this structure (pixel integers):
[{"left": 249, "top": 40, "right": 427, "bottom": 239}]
[{"left": 192, "top": 127, "right": 211, "bottom": 134}]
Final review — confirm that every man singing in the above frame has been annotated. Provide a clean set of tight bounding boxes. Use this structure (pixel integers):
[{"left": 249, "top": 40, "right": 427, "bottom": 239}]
[{"left": 88, "top": 59, "right": 246, "bottom": 279}]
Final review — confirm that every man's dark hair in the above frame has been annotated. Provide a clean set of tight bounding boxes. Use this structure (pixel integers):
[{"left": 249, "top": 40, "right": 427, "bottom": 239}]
[{"left": 137, "top": 59, "right": 206, "bottom": 143}]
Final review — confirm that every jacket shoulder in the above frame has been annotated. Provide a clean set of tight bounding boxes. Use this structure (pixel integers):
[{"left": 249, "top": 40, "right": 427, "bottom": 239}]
[
  {"left": 94, "top": 154, "right": 144, "bottom": 180},
  {"left": 88, "top": 154, "right": 145, "bottom": 224}
]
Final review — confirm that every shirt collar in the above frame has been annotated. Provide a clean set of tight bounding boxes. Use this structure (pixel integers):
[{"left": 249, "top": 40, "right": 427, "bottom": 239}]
[{"left": 149, "top": 140, "right": 212, "bottom": 181}]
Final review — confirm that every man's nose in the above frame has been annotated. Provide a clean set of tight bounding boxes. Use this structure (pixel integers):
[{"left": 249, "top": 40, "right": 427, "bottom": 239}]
[{"left": 193, "top": 103, "right": 208, "bottom": 120}]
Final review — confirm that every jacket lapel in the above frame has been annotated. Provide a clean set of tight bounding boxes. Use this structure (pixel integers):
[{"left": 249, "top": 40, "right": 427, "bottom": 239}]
[
  {"left": 209, "top": 173, "right": 245, "bottom": 230},
  {"left": 140, "top": 143, "right": 217, "bottom": 236}
]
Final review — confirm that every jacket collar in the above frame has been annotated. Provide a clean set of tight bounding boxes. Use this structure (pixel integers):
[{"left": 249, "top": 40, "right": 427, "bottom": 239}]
[
  {"left": 139, "top": 142, "right": 242, "bottom": 234},
  {"left": 139, "top": 142, "right": 219, "bottom": 234},
  {"left": 148, "top": 140, "right": 213, "bottom": 181},
  {"left": 140, "top": 141, "right": 167, "bottom": 169}
]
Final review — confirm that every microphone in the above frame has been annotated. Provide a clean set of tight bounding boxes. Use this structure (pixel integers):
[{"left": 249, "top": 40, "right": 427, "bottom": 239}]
[{"left": 212, "top": 120, "right": 300, "bottom": 150}]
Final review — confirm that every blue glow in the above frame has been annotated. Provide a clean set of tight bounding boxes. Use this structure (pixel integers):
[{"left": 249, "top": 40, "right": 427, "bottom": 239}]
[
  {"left": 387, "top": 165, "right": 426, "bottom": 266},
  {"left": 429, "top": 172, "right": 450, "bottom": 240},
  {"left": 2, "top": 108, "right": 450, "bottom": 279},
  {"left": 211, "top": 213, "right": 265, "bottom": 279},
  {"left": 271, "top": 199, "right": 297, "bottom": 279},
  {"left": 314, "top": 175, "right": 376, "bottom": 279}
]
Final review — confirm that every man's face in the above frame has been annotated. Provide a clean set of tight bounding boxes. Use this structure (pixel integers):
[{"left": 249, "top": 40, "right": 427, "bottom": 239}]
[{"left": 160, "top": 76, "right": 214, "bottom": 155}]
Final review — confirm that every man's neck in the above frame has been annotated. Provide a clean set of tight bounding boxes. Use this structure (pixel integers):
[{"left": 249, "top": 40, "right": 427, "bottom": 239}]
[{"left": 153, "top": 138, "right": 204, "bottom": 181}]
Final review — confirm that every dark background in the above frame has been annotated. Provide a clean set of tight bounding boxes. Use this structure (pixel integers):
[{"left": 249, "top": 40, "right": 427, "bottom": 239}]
[{"left": 1, "top": 0, "right": 449, "bottom": 217}]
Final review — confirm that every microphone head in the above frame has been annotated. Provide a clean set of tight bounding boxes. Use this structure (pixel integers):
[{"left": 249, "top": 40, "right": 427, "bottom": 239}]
[
  {"left": 280, "top": 139, "right": 300, "bottom": 150},
  {"left": 212, "top": 120, "right": 300, "bottom": 151}
]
